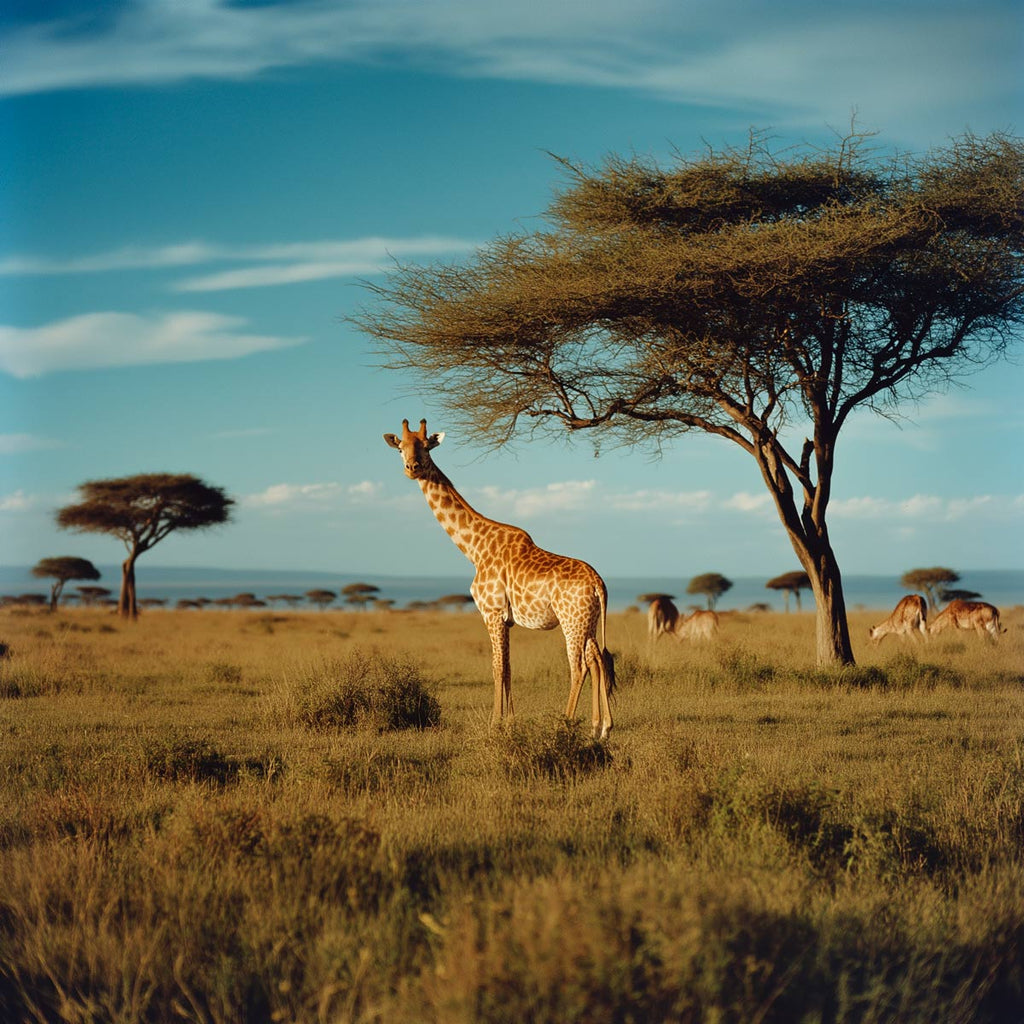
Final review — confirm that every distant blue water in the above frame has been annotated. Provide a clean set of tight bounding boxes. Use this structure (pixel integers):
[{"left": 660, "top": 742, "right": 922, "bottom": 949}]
[{"left": 3, "top": 566, "right": 1022, "bottom": 613}]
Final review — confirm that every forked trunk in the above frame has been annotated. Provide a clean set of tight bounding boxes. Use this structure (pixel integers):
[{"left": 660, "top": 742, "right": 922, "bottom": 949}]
[
  {"left": 756, "top": 438, "right": 855, "bottom": 667},
  {"left": 119, "top": 555, "right": 139, "bottom": 620}
]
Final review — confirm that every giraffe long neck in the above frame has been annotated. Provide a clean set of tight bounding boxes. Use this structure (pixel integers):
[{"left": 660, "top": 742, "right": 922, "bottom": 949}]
[{"left": 418, "top": 467, "right": 494, "bottom": 564}]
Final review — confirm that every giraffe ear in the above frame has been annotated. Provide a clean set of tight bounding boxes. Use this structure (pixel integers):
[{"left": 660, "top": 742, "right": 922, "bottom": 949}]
[
  {"left": 383, "top": 433, "right": 401, "bottom": 449},
  {"left": 427, "top": 432, "right": 445, "bottom": 449}
]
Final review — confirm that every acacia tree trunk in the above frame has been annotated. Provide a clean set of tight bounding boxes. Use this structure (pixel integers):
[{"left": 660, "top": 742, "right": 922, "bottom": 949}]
[
  {"left": 119, "top": 554, "right": 139, "bottom": 620},
  {"left": 754, "top": 437, "right": 855, "bottom": 667},
  {"left": 48, "top": 581, "right": 63, "bottom": 613}
]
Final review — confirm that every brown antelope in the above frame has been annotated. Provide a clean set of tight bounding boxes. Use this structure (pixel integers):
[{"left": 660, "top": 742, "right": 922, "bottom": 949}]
[
  {"left": 647, "top": 595, "right": 679, "bottom": 640},
  {"left": 928, "top": 599, "right": 1004, "bottom": 639},
  {"left": 673, "top": 609, "right": 719, "bottom": 641},
  {"left": 869, "top": 594, "right": 928, "bottom": 643}
]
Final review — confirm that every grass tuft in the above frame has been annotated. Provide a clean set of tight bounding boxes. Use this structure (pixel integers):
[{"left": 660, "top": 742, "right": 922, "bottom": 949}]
[
  {"left": 492, "top": 716, "right": 614, "bottom": 782},
  {"left": 272, "top": 647, "right": 441, "bottom": 731}
]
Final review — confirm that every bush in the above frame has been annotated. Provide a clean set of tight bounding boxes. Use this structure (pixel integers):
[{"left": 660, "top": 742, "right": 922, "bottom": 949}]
[
  {"left": 493, "top": 717, "right": 613, "bottom": 783},
  {"left": 282, "top": 648, "right": 441, "bottom": 731}
]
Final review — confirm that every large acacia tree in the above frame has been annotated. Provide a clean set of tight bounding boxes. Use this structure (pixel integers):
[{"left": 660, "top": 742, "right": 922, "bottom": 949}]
[
  {"left": 358, "top": 130, "right": 1023, "bottom": 666},
  {"left": 56, "top": 474, "right": 234, "bottom": 620}
]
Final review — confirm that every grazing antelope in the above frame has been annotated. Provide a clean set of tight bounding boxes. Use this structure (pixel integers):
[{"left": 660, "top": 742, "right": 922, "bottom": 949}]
[
  {"left": 869, "top": 595, "right": 928, "bottom": 643},
  {"left": 673, "top": 609, "right": 720, "bottom": 641},
  {"left": 928, "top": 599, "right": 1004, "bottom": 639},
  {"left": 384, "top": 419, "right": 615, "bottom": 739},
  {"left": 647, "top": 595, "right": 679, "bottom": 640}
]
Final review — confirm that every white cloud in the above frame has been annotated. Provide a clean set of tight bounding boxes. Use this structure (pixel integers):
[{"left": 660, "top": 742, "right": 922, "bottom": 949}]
[
  {"left": 0, "top": 433, "right": 65, "bottom": 455},
  {"left": 244, "top": 483, "right": 344, "bottom": 508},
  {"left": 828, "top": 493, "right": 1023, "bottom": 523},
  {"left": 0, "top": 311, "right": 303, "bottom": 378},
  {"left": 243, "top": 480, "right": 385, "bottom": 509},
  {"left": 899, "top": 494, "right": 946, "bottom": 519},
  {"left": 0, "top": 490, "right": 34, "bottom": 512},
  {"left": 476, "top": 480, "right": 598, "bottom": 516},
  {"left": 1, "top": 2, "right": 1016, "bottom": 142},
  {"left": 828, "top": 496, "right": 892, "bottom": 519},
  {"left": 610, "top": 488, "right": 712, "bottom": 512},
  {"left": 0, "top": 235, "right": 479, "bottom": 292},
  {"left": 722, "top": 491, "right": 772, "bottom": 513}
]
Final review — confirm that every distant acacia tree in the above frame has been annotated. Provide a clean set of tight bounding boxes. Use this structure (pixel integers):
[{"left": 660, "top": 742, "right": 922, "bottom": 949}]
[
  {"left": 687, "top": 573, "right": 733, "bottom": 610},
  {"left": 766, "top": 571, "right": 812, "bottom": 613},
  {"left": 901, "top": 567, "right": 960, "bottom": 612},
  {"left": 306, "top": 589, "right": 336, "bottom": 611},
  {"left": 438, "top": 593, "right": 474, "bottom": 611},
  {"left": 358, "top": 131, "right": 1024, "bottom": 666},
  {"left": 342, "top": 582, "right": 380, "bottom": 610},
  {"left": 56, "top": 474, "right": 234, "bottom": 620},
  {"left": 31, "top": 556, "right": 100, "bottom": 612},
  {"left": 77, "top": 585, "right": 112, "bottom": 607}
]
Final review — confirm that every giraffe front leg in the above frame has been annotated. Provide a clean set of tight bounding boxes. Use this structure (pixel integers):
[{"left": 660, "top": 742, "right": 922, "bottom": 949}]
[{"left": 485, "top": 615, "right": 512, "bottom": 726}]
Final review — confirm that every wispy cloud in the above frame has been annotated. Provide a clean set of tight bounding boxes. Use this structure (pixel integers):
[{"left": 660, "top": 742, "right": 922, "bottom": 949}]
[
  {"left": 0, "top": 490, "right": 35, "bottom": 512},
  {"left": 830, "top": 493, "right": 1022, "bottom": 522},
  {"left": 243, "top": 481, "right": 384, "bottom": 510},
  {"left": 0, "top": 236, "right": 479, "bottom": 292},
  {"left": 476, "top": 480, "right": 599, "bottom": 517},
  {"left": 722, "top": 491, "right": 772, "bottom": 513},
  {"left": 0, "top": 433, "right": 65, "bottom": 455},
  {"left": 1, "top": 1, "right": 1016, "bottom": 140},
  {"left": 0, "top": 311, "right": 304, "bottom": 378}
]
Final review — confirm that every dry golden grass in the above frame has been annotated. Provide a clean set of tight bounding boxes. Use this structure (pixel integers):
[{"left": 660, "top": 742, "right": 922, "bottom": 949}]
[{"left": 1, "top": 604, "right": 1022, "bottom": 1022}]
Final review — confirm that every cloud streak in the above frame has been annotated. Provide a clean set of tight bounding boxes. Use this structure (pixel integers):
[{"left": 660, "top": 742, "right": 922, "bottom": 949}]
[
  {"left": 243, "top": 481, "right": 385, "bottom": 510},
  {"left": 0, "top": 236, "right": 479, "bottom": 292},
  {"left": 0, "top": 311, "right": 304, "bottom": 378},
  {"left": 1, "top": 1, "right": 1016, "bottom": 139},
  {"left": 0, "top": 433, "right": 65, "bottom": 455}
]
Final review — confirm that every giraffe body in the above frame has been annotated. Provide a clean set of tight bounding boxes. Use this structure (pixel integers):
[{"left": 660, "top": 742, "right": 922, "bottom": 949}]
[{"left": 384, "top": 419, "right": 614, "bottom": 739}]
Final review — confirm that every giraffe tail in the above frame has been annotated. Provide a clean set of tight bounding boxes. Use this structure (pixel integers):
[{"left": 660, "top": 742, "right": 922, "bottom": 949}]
[{"left": 597, "top": 583, "right": 616, "bottom": 699}]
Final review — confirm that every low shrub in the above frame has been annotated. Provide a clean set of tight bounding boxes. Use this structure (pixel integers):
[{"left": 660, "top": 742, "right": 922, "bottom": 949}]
[
  {"left": 280, "top": 648, "right": 441, "bottom": 731},
  {"left": 492, "top": 717, "right": 613, "bottom": 783}
]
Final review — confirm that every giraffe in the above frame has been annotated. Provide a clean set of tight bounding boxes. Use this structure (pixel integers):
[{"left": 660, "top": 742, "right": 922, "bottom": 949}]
[{"left": 384, "top": 419, "right": 615, "bottom": 739}]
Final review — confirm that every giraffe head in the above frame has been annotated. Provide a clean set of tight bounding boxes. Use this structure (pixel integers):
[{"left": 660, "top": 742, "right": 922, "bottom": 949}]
[{"left": 383, "top": 418, "right": 445, "bottom": 480}]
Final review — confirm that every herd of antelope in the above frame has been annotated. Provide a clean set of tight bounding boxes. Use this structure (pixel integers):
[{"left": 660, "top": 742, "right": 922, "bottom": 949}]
[
  {"left": 869, "top": 595, "right": 1005, "bottom": 642},
  {"left": 646, "top": 594, "right": 721, "bottom": 642},
  {"left": 646, "top": 591, "right": 1007, "bottom": 646}
]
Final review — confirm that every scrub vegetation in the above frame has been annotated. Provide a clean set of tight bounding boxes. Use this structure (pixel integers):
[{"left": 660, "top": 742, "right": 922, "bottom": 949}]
[{"left": 1, "top": 604, "right": 1022, "bottom": 1022}]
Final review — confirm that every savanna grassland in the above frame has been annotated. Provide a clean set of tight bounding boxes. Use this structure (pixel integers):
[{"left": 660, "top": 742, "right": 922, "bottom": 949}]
[{"left": 1, "top": 604, "right": 1022, "bottom": 1023}]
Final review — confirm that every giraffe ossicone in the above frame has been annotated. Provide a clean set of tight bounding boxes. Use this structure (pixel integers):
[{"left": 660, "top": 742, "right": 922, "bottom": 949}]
[{"left": 383, "top": 418, "right": 615, "bottom": 739}]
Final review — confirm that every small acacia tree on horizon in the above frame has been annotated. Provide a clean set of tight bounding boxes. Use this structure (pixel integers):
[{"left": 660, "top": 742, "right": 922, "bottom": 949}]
[
  {"left": 357, "top": 129, "right": 1024, "bottom": 666},
  {"left": 31, "top": 556, "right": 101, "bottom": 612},
  {"left": 687, "top": 573, "right": 733, "bottom": 610},
  {"left": 766, "top": 571, "right": 813, "bottom": 612},
  {"left": 56, "top": 474, "right": 234, "bottom": 620},
  {"left": 901, "top": 567, "right": 961, "bottom": 612}
]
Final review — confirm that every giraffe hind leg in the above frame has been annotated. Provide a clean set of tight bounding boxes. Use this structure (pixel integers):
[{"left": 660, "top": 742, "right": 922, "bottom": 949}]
[{"left": 585, "top": 637, "right": 613, "bottom": 741}]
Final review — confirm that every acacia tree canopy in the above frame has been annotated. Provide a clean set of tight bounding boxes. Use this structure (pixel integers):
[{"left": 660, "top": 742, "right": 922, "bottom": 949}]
[
  {"left": 766, "top": 571, "right": 813, "bottom": 612},
  {"left": 687, "top": 573, "right": 733, "bottom": 610},
  {"left": 56, "top": 474, "right": 234, "bottom": 620},
  {"left": 357, "top": 130, "right": 1024, "bottom": 666},
  {"left": 901, "top": 567, "right": 961, "bottom": 611},
  {"left": 31, "top": 556, "right": 100, "bottom": 612}
]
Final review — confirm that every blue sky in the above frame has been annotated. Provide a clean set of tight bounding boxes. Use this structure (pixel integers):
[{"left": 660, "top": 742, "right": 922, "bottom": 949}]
[{"left": 1, "top": 0, "right": 1022, "bottom": 582}]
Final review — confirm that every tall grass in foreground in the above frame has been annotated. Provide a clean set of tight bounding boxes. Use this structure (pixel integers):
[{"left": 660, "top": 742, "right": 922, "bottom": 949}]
[{"left": 0, "top": 605, "right": 1022, "bottom": 1022}]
